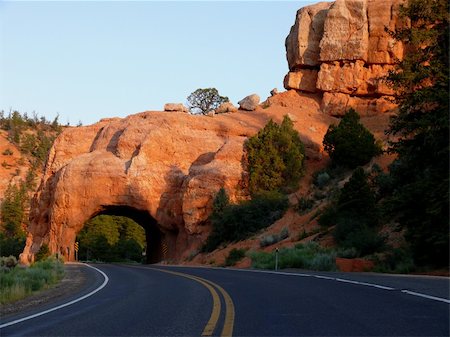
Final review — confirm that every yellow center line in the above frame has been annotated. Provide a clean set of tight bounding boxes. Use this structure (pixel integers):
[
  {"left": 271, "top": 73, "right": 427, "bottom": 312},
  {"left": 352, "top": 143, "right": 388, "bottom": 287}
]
[
  {"left": 153, "top": 269, "right": 221, "bottom": 336},
  {"left": 126, "top": 265, "right": 235, "bottom": 337}
]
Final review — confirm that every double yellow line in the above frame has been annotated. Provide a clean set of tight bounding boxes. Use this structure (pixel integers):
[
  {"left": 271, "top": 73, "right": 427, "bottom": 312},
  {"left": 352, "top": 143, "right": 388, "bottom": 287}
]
[{"left": 153, "top": 268, "right": 235, "bottom": 337}]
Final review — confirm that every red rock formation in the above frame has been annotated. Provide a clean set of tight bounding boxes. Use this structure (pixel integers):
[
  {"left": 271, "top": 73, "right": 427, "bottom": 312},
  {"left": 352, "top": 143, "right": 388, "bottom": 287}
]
[
  {"left": 20, "top": 97, "right": 337, "bottom": 264},
  {"left": 285, "top": 0, "right": 406, "bottom": 116}
]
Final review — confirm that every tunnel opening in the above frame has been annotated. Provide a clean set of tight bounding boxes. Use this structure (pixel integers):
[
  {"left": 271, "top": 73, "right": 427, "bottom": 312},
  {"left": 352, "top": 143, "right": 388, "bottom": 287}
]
[{"left": 77, "top": 206, "right": 168, "bottom": 264}]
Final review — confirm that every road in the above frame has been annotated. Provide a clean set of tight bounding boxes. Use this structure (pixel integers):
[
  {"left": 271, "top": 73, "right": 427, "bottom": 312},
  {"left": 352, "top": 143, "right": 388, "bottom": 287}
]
[{"left": 1, "top": 264, "right": 449, "bottom": 336}]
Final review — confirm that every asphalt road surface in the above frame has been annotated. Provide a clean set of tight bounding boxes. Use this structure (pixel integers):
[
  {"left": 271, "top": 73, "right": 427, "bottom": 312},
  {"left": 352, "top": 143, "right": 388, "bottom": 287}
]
[{"left": 1, "top": 264, "right": 449, "bottom": 336}]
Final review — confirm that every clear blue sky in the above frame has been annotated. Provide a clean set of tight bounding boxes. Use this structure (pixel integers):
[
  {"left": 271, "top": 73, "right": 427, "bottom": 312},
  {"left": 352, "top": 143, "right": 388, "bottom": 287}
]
[{"left": 0, "top": 1, "right": 316, "bottom": 125}]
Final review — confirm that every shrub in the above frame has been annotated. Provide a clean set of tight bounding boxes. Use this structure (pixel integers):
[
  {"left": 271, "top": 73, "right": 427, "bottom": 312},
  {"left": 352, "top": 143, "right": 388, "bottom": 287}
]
[
  {"left": 224, "top": 248, "right": 247, "bottom": 266},
  {"left": 35, "top": 243, "right": 50, "bottom": 262},
  {"left": 323, "top": 109, "right": 382, "bottom": 168},
  {"left": 296, "top": 197, "right": 314, "bottom": 214},
  {"left": 2, "top": 148, "right": 13, "bottom": 156},
  {"left": 203, "top": 191, "right": 289, "bottom": 252},
  {"left": 0, "top": 257, "right": 64, "bottom": 304},
  {"left": 314, "top": 171, "right": 331, "bottom": 188},
  {"left": 246, "top": 115, "right": 305, "bottom": 195},
  {"left": 259, "top": 228, "right": 289, "bottom": 247},
  {"left": 250, "top": 242, "right": 337, "bottom": 271},
  {"left": 0, "top": 256, "right": 18, "bottom": 270},
  {"left": 318, "top": 205, "right": 338, "bottom": 227},
  {"left": 0, "top": 233, "right": 26, "bottom": 259}
]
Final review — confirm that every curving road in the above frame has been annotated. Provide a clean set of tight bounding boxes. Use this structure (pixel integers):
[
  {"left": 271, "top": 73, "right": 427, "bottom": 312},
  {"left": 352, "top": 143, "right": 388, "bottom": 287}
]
[{"left": 1, "top": 264, "right": 449, "bottom": 336}]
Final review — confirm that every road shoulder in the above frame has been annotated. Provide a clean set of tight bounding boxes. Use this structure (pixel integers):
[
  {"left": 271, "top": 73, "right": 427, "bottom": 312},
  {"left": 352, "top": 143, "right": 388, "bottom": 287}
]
[{"left": 0, "top": 263, "right": 91, "bottom": 319}]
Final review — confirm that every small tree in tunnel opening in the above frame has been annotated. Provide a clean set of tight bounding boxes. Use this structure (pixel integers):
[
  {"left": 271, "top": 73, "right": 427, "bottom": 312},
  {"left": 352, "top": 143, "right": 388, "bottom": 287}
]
[{"left": 77, "top": 215, "right": 146, "bottom": 262}]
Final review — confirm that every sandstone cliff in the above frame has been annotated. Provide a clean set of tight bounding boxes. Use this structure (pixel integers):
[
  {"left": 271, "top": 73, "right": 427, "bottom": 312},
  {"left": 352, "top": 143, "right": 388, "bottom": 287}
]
[
  {"left": 285, "top": 0, "right": 406, "bottom": 116},
  {"left": 21, "top": 93, "right": 338, "bottom": 264}
]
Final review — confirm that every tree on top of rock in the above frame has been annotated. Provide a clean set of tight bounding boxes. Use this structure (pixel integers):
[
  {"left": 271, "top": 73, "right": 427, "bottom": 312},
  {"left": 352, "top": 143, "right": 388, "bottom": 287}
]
[
  {"left": 187, "top": 88, "right": 229, "bottom": 115},
  {"left": 323, "top": 109, "right": 382, "bottom": 168}
]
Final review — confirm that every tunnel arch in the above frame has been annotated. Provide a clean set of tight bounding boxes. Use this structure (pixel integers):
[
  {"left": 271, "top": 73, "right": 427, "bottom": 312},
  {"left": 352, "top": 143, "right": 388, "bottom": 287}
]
[{"left": 78, "top": 205, "right": 175, "bottom": 264}]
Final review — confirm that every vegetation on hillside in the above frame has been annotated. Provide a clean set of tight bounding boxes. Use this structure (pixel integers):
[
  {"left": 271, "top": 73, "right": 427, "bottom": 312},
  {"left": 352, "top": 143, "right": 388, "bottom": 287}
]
[
  {"left": 203, "top": 189, "right": 288, "bottom": 252},
  {"left": 382, "top": 0, "right": 449, "bottom": 268},
  {"left": 0, "top": 256, "right": 64, "bottom": 304},
  {"left": 246, "top": 115, "right": 305, "bottom": 195},
  {"left": 323, "top": 109, "right": 382, "bottom": 168},
  {"left": 0, "top": 110, "right": 64, "bottom": 259},
  {"left": 203, "top": 116, "right": 303, "bottom": 252}
]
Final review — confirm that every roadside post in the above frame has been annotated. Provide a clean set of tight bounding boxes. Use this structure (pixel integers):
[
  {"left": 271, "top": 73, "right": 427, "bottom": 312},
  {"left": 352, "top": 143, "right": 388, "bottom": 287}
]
[
  {"left": 275, "top": 248, "right": 279, "bottom": 271},
  {"left": 74, "top": 242, "right": 79, "bottom": 262}
]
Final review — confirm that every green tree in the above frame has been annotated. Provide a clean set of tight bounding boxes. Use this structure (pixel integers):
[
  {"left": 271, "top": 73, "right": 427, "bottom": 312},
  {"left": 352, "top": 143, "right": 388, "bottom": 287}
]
[
  {"left": 383, "top": 0, "right": 449, "bottom": 267},
  {"left": 1, "top": 184, "right": 26, "bottom": 238},
  {"left": 203, "top": 191, "right": 288, "bottom": 252},
  {"left": 323, "top": 109, "right": 381, "bottom": 168},
  {"left": 246, "top": 116, "right": 305, "bottom": 195},
  {"left": 187, "top": 88, "right": 229, "bottom": 114},
  {"left": 332, "top": 168, "right": 383, "bottom": 256},
  {"left": 77, "top": 215, "right": 146, "bottom": 262}
]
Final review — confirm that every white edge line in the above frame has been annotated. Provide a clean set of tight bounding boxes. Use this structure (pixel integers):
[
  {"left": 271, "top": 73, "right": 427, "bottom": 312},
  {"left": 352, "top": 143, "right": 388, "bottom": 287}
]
[
  {"left": 166, "top": 265, "right": 449, "bottom": 303},
  {"left": 401, "top": 290, "right": 450, "bottom": 304},
  {"left": 0, "top": 263, "right": 109, "bottom": 329}
]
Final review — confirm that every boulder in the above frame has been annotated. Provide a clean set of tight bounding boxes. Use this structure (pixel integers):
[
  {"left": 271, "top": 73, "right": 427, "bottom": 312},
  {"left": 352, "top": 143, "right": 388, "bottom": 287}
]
[
  {"left": 270, "top": 88, "right": 279, "bottom": 96},
  {"left": 216, "top": 102, "right": 238, "bottom": 114},
  {"left": 238, "top": 94, "right": 260, "bottom": 111},
  {"left": 164, "top": 103, "right": 189, "bottom": 113}
]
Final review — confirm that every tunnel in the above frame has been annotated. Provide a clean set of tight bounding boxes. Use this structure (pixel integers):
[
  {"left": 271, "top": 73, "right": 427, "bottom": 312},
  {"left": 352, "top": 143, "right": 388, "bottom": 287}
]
[{"left": 84, "top": 205, "right": 171, "bottom": 264}]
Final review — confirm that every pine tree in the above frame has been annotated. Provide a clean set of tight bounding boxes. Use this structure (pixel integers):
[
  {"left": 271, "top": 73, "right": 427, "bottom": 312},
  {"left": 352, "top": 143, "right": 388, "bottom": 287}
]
[
  {"left": 246, "top": 116, "right": 304, "bottom": 195},
  {"left": 323, "top": 109, "right": 381, "bottom": 168},
  {"left": 384, "top": 0, "right": 449, "bottom": 267}
]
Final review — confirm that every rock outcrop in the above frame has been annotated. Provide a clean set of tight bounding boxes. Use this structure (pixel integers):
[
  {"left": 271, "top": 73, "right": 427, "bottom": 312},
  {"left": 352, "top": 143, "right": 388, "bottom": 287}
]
[
  {"left": 20, "top": 98, "right": 336, "bottom": 264},
  {"left": 285, "top": 0, "right": 406, "bottom": 116}
]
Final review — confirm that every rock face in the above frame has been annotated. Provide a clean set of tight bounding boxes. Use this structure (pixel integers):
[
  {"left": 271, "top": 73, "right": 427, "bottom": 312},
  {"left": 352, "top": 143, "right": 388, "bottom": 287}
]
[
  {"left": 285, "top": 0, "right": 406, "bottom": 116},
  {"left": 20, "top": 91, "right": 338, "bottom": 264},
  {"left": 20, "top": 113, "right": 252, "bottom": 264}
]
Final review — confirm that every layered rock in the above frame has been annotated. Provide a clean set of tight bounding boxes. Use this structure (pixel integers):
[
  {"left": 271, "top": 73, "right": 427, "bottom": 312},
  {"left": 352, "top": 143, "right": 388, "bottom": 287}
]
[
  {"left": 285, "top": 0, "right": 405, "bottom": 116},
  {"left": 20, "top": 112, "right": 251, "bottom": 264},
  {"left": 20, "top": 99, "right": 337, "bottom": 264}
]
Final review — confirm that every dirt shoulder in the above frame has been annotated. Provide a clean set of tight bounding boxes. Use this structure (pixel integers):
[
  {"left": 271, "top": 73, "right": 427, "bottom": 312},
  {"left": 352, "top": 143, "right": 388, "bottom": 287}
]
[{"left": 0, "top": 263, "right": 89, "bottom": 318}]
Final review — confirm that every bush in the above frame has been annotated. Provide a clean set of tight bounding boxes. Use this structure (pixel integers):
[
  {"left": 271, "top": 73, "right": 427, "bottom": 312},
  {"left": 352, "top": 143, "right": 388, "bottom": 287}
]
[
  {"left": 0, "top": 257, "right": 64, "bottom": 304},
  {"left": 35, "top": 244, "right": 51, "bottom": 262},
  {"left": 224, "top": 248, "right": 247, "bottom": 266},
  {"left": 246, "top": 116, "right": 305, "bottom": 195},
  {"left": 319, "top": 168, "right": 383, "bottom": 256},
  {"left": 260, "top": 228, "right": 289, "bottom": 247},
  {"left": 314, "top": 171, "right": 331, "bottom": 188},
  {"left": 250, "top": 242, "right": 337, "bottom": 271},
  {"left": 296, "top": 197, "right": 314, "bottom": 214},
  {"left": 2, "top": 148, "right": 13, "bottom": 156},
  {"left": 323, "top": 109, "right": 382, "bottom": 168},
  {"left": 203, "top": 191, "right": 289, "bottom": 252},
  {"left": 0, "top": 256, "right": 18, "bottom": 271}
]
